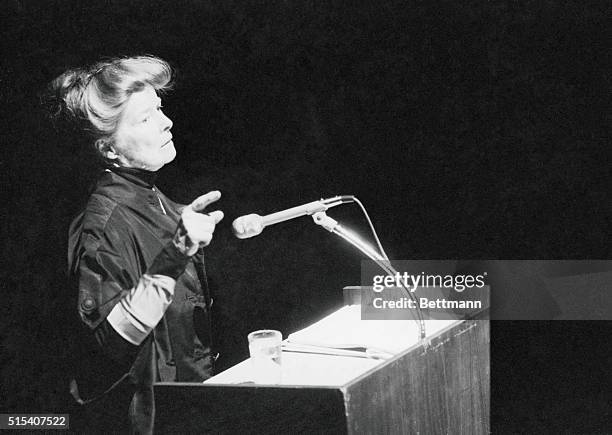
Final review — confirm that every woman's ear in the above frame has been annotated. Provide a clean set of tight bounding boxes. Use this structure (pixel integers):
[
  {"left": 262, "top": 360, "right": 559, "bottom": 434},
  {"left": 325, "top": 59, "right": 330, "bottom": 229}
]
[{"left": 94, "top": 138, "right": 119, "bottom": 161}]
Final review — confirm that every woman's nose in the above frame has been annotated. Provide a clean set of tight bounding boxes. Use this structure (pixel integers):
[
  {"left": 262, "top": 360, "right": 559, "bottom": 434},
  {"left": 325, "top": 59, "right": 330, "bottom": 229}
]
[{"left": 161, "top": 111, "right": 173, "bottom": 131}]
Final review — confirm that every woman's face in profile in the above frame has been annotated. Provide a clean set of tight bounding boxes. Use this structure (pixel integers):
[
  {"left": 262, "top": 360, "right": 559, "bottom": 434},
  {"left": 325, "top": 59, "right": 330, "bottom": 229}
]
[{"left": 111, "top": 85, "right": 175, "bottom": 171}]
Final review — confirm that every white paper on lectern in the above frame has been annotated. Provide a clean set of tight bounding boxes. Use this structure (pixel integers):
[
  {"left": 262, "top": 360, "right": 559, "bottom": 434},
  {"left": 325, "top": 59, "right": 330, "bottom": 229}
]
[{"left": 286, "top": 305, "right": 458, "bottom": 354}]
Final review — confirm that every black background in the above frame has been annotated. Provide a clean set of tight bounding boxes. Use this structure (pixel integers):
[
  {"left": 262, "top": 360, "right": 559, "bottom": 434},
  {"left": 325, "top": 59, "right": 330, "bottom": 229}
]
[{"left": 1, "top": 1, "right": 610, "bottom": 432}]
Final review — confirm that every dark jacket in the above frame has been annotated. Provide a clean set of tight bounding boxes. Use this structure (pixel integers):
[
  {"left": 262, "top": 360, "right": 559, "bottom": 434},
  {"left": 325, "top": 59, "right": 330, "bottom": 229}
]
[{"left": 68, "top": 168, "right": 214, "bottom": 433}]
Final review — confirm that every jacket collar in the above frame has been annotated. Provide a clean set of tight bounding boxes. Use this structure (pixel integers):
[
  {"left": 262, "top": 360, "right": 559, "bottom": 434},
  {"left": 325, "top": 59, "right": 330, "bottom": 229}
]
[
  {"left": 106, "top": 166, "right": 158, "bottom": 188},
  {"left": 94, "top": 169, "right": 155, "bottom": 208},
  {"left": 94, "top": 168, "right": 181, "bottom": 220}
]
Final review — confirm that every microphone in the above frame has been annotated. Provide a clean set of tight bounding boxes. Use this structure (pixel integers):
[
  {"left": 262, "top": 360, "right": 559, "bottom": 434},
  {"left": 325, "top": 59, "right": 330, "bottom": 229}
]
[{"left": 232, "top": 195, "right": 354, "bottom": 239}]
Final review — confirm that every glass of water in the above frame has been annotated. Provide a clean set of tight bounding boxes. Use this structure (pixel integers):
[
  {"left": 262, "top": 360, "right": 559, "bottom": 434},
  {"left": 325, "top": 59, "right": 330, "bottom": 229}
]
[{"left": 248, "top": 329, "right": 282, "bottom": 384}]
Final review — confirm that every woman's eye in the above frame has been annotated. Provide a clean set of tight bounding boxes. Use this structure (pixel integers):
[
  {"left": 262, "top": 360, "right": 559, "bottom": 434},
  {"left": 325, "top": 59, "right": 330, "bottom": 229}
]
[{"left": 142, "top": 116, "right": 150, "bottom": 123}]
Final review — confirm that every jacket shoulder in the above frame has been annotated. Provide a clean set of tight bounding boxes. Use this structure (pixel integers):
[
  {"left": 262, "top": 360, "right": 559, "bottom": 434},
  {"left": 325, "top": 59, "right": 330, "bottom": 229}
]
[{"left": 68, "top": 191, "right": 132, "bottom": 257}]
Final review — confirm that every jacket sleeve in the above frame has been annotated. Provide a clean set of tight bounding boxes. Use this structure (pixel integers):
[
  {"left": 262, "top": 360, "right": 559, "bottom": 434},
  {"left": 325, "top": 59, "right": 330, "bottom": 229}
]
[{"left": 75, "top": 234, "right": 192, "bottom": 366}]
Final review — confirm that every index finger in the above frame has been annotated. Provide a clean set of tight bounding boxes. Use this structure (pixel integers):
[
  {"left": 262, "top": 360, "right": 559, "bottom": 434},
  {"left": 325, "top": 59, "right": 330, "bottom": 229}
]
[{"left": 189, "top": 190, "right": 221, "bottom": 212}]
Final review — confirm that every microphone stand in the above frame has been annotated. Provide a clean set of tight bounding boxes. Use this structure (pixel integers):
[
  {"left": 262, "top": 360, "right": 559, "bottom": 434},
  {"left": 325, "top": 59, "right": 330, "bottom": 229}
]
[{"left": 312, "top": 212, "right": 427, "bottom": 341}]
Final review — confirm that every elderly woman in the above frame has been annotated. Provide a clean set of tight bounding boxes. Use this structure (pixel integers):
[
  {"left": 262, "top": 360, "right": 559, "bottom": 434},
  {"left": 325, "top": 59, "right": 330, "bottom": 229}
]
[{"left": 49, "top": 55, "right": 222, "bottom": 433}]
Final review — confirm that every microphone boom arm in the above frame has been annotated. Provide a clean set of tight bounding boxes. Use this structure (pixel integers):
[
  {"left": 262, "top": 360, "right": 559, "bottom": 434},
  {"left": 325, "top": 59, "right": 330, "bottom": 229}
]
[{"left": 312, "top": 212, "right": 427, "bottom": 340}]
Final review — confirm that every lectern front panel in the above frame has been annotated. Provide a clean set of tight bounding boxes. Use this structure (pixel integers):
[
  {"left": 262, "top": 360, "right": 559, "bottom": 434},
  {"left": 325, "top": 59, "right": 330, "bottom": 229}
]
[{"left": 154, "top": 383, "right": 347, "bottom": 434}]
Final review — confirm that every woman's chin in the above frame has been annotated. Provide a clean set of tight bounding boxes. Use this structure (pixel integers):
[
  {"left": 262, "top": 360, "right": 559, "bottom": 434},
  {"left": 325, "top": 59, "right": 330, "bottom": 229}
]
[
  {"left": 165, "top": 144, "right": 177, "bottom": 162},
  {"left": 159, "top": 144, "right": 177, "bottom": 165}
]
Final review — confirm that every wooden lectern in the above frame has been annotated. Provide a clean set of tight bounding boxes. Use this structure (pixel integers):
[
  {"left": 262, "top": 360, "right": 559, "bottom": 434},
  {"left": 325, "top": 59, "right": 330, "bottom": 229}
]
[{"left": 154, "top": 311, "right": 489, "bottom": 434}]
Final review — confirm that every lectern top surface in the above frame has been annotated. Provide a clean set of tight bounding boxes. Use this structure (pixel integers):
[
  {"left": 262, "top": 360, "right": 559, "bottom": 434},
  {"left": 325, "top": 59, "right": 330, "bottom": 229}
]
[
  {"left": 205, "top": 306, "right": 463, "bottom": 387},
  {"left": 204, "top": 351, "right": 382, "bottom": 387}
]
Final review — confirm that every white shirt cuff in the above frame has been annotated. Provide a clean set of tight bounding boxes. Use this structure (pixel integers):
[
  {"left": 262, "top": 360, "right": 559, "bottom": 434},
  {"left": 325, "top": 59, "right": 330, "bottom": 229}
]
[{"left": 107, "top": 274, "right": 176, "bottom": 345}]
